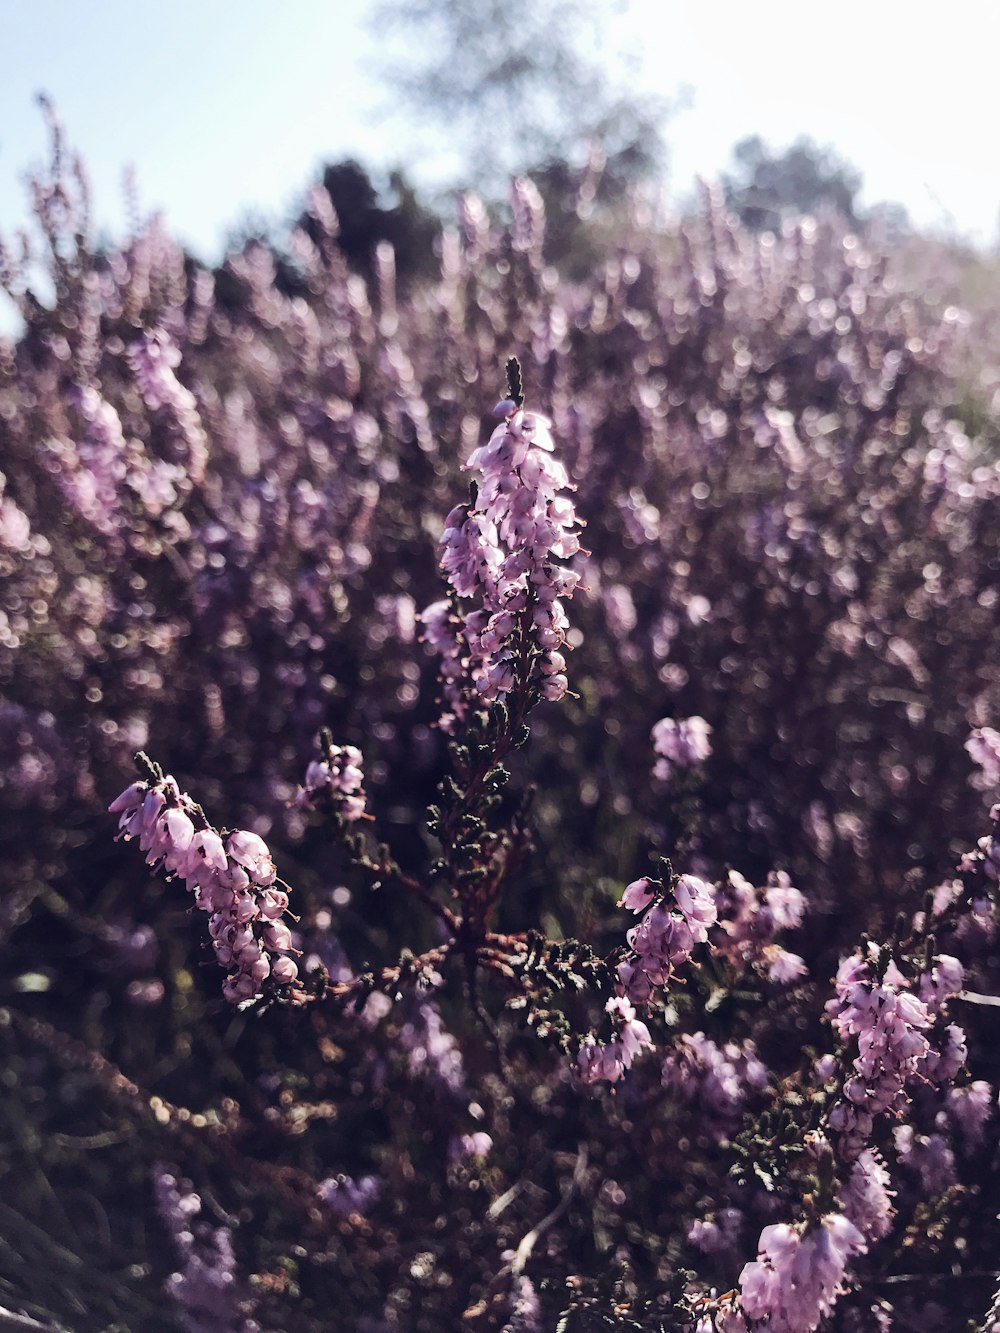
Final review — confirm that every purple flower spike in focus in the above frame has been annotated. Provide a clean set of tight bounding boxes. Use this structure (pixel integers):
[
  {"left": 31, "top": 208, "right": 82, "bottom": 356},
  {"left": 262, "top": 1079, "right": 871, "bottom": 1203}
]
[
  {"left": 739, "top": 1213, "right": 866, "bottom": 1333},
  {"left": 109, "top": 754, "right": 301, "bottom": 1005},
  {"left": 422, "top": 359, "right": 583, "bottom": 726},
  {"left": 616, "top": 869, "right": 717, "bottom": 1002}
]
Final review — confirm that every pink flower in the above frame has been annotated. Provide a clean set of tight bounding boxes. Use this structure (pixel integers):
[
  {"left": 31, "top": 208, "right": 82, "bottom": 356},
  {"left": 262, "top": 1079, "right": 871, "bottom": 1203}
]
[
  {"left": 617, "top": 872, "right": 716, "bottom": 1000},
  {"left": 651, "top": 715, "right": 712, "bottom": 781},
  {"left": 295, "top": 739, "right": 367, "bottom": 821},
  {"left": 837, "top": 1149, "right": 895, "bottom": 1242},
  {"left": 578, "top": 997, "right": 653, "bottom": 1084},
  {"left": 620, "top": 877, "right": 655, "bottom": 913},
  {"left": 423, "top": 389, "right": 583, "bottom": 720},
  {"left": 111, "top": 767, "right": 301, "bottom": 1003},
  {"left": 739, "top": 1213, "right": 866, "bottom": 1332}
]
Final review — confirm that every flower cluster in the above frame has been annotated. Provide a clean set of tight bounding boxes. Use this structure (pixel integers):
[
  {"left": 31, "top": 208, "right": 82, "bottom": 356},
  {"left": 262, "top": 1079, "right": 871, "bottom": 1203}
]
[
  {"left": 966, "top": 802, "right": 1000, "bottom": 884},
  {"left": 893, "top": 1123, "right": 956, "bottom": 1196},
  {"left": 826, "top": 946, "right": 935, "bottom": 1157},
  {"left": 317, "top": 1173, "right": 381, "bottom": 1218},
  {"left": 710, "top": 869, "right": 807, "bottom": 984},
  {"left": 295, "top": 740, "right": 366, "bottom": 821},
  {"left": 428, "top": 391, "right": 582, "bottom": 717},
  {"left": 688, "top": 1207, "right": 745, "bottom": 1258},
  {"left": 651, "top": 714, "right": 712, "bottom": 781},
  {"left": 836, "top": 1148, "right": 895, "bottom": 1243},
  {"left": 661, "top": 1032, "right": 768, "bottom": 1137},
  {"left": 946, "top": 1079, "right": 993, "bottom": 1151},
  {"left": 110, "top": 769, "right": 300, "bottom": 1002},
  {"left": 616, "top": 872, "right": 718, "bottom": 1002},
  {"left": 153, "top": 1166, "right": 258, "bottom": 1333},
  {"left": 127, "top": 330, "right": 208, "bottom": 485},
  {"left": 577, "top": 996, "right": 653, "bottom": 1084},
  {"left": 966, "top": 726, "right": 1000, "bottom": 793},
  {"left": 738, "top": 1213, "right": 867, "bottom": 1333}
]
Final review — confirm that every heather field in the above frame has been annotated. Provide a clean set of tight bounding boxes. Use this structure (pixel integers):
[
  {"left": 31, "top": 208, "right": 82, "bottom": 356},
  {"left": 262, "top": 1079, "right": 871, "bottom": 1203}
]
[{"left": 4, "top": 113, "right": 1000, "bottom": 1333}]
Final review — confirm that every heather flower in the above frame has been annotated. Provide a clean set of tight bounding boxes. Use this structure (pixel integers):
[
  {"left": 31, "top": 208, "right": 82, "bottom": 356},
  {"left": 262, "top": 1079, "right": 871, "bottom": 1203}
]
[
  {"left": 651, "top": 714, "right": 712, "bottom": 781},
  {"left": 837, "top": 1149, "right": 895, "bottom": 1242},
  {"left": 295, "top": 740, "right": 366, "bottom": 822},
  {"left": 511, "top": 175, "right": 545, "bottom": 254},
  {"left": 426, "top": 384, "right": 583, "bottom": 717},
  {"left": 917, "top": 952, "right": 964, "bottom": 1012},
  {"left": 892, "top": 1125, "right": 956, "bottom": 1196},
  {"left": 826, "top": 945, "right": 935, "bottom": 1158},
  {"left": 945, "top": 1079, "right": 993, "bottom": 1151},
  {"left": 153, "top": 1167, "right": 258, "bottom": 1333},
  {"left": 0, "top": 472, "right": 31, "bottom": 552},
  {"left": 619, "top": 876, "right": 655, "bottom": 912},
  {"left": 617, "top": 872, "right": 717, "bottom": 1002},
  {"left": 662, "top": 1032, "right": 768, "bottom": 1136},
  {"left": 506, "top": 1275, "right": 542, "bottom": 1332},
  {"left": 110, "top": 767, "right": 300, "bottom": 1003},
  {"left": 919, "top": 1019, "right": 968, "bottom": 1084},
  {"left": 128, "top": 329, "right": 208, "bottom": 484},
  {"left": 738, "top": 1213, "right": 866, "bottom": 1332},
  {"left": 966, "top": 726, "right": 1000, "bottom": 792},
  {"left": 397, "top": 997, "right": 467, "bottom": 1095},
  {"left": 688, "top": 1207, "right": 745, "bottom": 1256},
  {"left": 317, "top": 1173, "right": 381, "bottom": 1217},
  {"left": 710, "top": 869, "right": 807, "bottom": 982},
  {"left": 577, "top": 996, "right": 653, "bottom": 1084},
  {"left": 448, "top": 1131, "right": 493, "bottom": 1161},
  {"left": 603, "top": 582, "right": 637, "bottom": 639},
  {"left": 762, "top": 945, "right": 808, "bottom": 984}
]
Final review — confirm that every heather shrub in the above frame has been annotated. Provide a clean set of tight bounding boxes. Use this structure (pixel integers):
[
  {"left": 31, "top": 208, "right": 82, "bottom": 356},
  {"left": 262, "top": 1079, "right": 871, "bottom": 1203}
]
[{"left": 2, "top": 111, "right": 1000, "bottom": 1331}]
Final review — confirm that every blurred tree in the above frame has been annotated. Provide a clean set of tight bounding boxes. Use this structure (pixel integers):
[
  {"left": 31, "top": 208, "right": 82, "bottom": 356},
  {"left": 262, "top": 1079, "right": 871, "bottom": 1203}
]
[
  {"left": 211, "top": 163, "right": 441, "bottom": 313},
  {"left": 300, "top": 159, "right": 441, "bottom": 288},
  {"left": 866, "top": 198, "right": 912, "bottom": 244},
  {"left": 527, "top": 132, "right": 660, "bottom": 274},
  {"left": 369, "top": 0, "right": 671, "bottom": 194},
  {"left": 723, "top": 134, "right": 863, "bottom": 230}
]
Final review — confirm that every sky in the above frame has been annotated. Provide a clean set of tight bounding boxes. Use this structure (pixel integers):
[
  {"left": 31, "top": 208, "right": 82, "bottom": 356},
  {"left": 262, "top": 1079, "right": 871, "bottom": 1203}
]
[{"left": 1, "top": 0, "right": 999, "bottom": 279}]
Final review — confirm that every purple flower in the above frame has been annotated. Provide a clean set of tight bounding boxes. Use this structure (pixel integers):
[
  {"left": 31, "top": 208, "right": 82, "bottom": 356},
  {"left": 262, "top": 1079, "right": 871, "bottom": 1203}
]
[
  {"left": 893, "top": 1125, "right": 956, "bottom": 1196},
  {"left": 317, "top": 1173, "right": 381, "bottom": 1217},
  {"left": 295, "top": 740, "right": 367, "bottom": 821},
  {"left": 837, "top": 1149, "right": 895, "bottom": 1242},
  {"left": 946, "top": 1079, "right": 993, "bottom": 1151},
  {"left": 739, "top": 1213, "right": 866, "bottom": 1332},
  {"left": 448, "top": 1131, "right": 493, "bottom": 1161},
  {"left": 619, "top": 877, "right": 654, "bottom": 912},
  {"left": 578, "top": 996, "right": 653, "bottom": 1084},
  {"left": 424, "top": 394, "right": 583, "bottom": 720},
  {"left": 651, "top": 715, "right": 713, "bottom": 781},
  {"left": 966, "top": 726, "right": 1000, "bottom": 791},
  {"left": 153, "top": 1166, "right": 256, "bottom": 1333},
  {"left": 825, "top": 944, "right": 954, "bottom": 1159},
  {"left": 617, "top": 872, "right": 717, "bottom": 1001},
  {"left": 110, "top": 769, "right": 300, "bottom": 1003},
  {"left": 662, "top": 1032, "right": 768, "bottom": 1135}
]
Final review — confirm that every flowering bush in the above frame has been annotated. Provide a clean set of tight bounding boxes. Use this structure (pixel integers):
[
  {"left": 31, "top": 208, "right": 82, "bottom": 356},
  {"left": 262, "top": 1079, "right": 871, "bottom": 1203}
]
[{"left": 3, "top": 109, "right": 1000, "bottom": 1330}]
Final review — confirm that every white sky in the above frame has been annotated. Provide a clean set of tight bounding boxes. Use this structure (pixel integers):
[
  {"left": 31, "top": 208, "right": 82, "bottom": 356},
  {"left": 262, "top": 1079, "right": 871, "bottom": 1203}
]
[{"left": 1, "top": 0, "right": 998, "bottom": 272}]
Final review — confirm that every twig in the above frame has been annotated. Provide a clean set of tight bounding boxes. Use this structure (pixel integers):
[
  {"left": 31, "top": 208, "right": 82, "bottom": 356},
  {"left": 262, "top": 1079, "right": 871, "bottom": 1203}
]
[
  {"left": 511, "top": 1143, "right": 589, "bottom": 1276},
  {"left": 956, "top": 990, "right": 1000, "bottom": 1008},
  {"left": 0, "top": 1307, "right": 66, "bottom": 1333}
]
